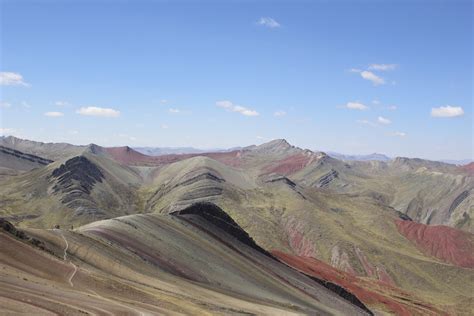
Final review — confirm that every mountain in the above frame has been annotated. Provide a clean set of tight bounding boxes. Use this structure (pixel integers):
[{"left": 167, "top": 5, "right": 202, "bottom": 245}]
[
  {"left": 0, "top": 136, "right": 472, "bottom": 314},
  {"left": 0, "top": 136, "right": 85, "bottom": 160},
  {"left": 134, "top": 146, "right": 229, "bottom": 156},
  {"left": 327, "top": 152, "right": 391, "bottom": 161},
  {"left": 1, "top": 203, "right": 370, "bottom": 315}
]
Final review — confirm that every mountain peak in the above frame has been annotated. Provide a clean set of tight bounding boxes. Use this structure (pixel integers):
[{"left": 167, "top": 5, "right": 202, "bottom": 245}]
[{"left": 260, "top": 138, "right": 292, "bottom": 149}]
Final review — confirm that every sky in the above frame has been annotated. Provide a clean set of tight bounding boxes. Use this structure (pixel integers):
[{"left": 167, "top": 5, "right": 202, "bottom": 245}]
[{"left": 0, "top": 0, "right": 472, "bottom": 160}]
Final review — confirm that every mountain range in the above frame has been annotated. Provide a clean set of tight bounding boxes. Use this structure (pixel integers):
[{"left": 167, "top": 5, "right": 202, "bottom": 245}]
[{"left": 0, "top": 135, "right": 472, "bottom": 315}]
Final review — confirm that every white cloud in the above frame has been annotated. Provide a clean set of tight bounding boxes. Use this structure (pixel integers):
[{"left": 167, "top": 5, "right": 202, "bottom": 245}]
[
  {"left": 257, "top": 17, "right": 280, "bottom": 28},
  {"left": 68, "top": 130, "right": 79, "bottom": 135},
  {"left": 349, "top": 68, "right": 362, "bottom": 73},
  {"left": 0, "top": 72, "right": 29, "bottom": 86},
  {"left": 372, "top": 99, "right": 380, "bottom": 105},
  {"left": 431, "top": 105, "right": 464, "bottom": 118},
  {"left": 357, "top": 119, "right": 377, "bottom": 127},
  {"left": 0, "top": 128, "right": 16, "bottom": 135},
  {"left": 387, "top": 105, "right": 397, "bottom": 110},
  {"left": 0, "top": 101, "right": 11, "bottom": 108},
  {"left": 216, "top": 100, "right": 259, "bottom": 116},
  {"left": 44, "top": 111, "right": 64, "bottom": 117},
  {"left": 76, "top": 106, "right": 120, "bottom": 117},
  {"left": 346, "top": 102, "right": 368, "bottom": 110},
  {"left": 55, "top": 101, "right": 70, "bottom": 107},
  {"left": 368, "top": 64, "right": 397, "bottom": 71},
  {"left": 274, "top": 110, "right": 286, "bottom": 117},
  {"left": 118, "top": 133, "right": 137, "bottom": 141},
  {"left": 377, "top": 116, "right": 391, "bottom": 124},
  {"left": 360, "top": 71, "right": 385, "bottom": 85},
  {"left": 168, "top": 108, "right": 180, "bottom": 113},
  {"left": 161, "top": 124, "right": 169, "bottom": 129},
  {"left": 392, "top": 131, "right": 406, "bottom": 137},
  {"left": 160, "top": 99, "right": 168, "bottom": 104}
]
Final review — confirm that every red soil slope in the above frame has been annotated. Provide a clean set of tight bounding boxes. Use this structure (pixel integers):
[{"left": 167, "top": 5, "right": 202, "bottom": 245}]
[
  {"left": 395, "top": 220, "right": 474, "bottom": 268},
  {"left": 460, "top": 162, "right": 474, "bottom": 175},
  {"left": 265, "top": 153, "right": 316, "bottom": 175},
  {"left": 273, "top": 251, "right": 445, "bottom": 316}
]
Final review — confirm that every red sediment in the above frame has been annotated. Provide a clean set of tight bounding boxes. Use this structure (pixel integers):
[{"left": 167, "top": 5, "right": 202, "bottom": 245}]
[
  {"left": 355, "top": 247, "right": 376, "bottom": 278},
  {"left": 460, "top": 162, "right": 474, "bottom": 175},
  {"left": 265, "top": 153, "right": 314, "bottom": 175},
  {"left": 395, "top": 220, "right": 474, "bottom": 268},
  {"left": 376, "top": 266, "right": 395, "bottom": 286},
  {"left": 272, "top": 250, "right": 445, "bottom": 316}
]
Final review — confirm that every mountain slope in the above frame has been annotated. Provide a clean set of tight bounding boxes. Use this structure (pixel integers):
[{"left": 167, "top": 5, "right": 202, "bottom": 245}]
[
  {"left": 0, "top": 204, "right": 370, "bottom": 315},
  {"left": 0, "top": 137, "right": 473, "bottom": 314}
]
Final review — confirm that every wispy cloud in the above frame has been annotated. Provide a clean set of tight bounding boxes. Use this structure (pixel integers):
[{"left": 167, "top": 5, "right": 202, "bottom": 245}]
[
  {"left": 0, "top": 72, "right": 30, "bottom": 86},
  {"left": 274, "top": 110, "right": 286, "bottom": 117},
  {"left": 360, "top": 70, "right": 385, "bottom": 86},
  {"left": 357, "top": 119, "right": 378, "bottom": 127},
  {"left": 216, "top": 100, "right": 259, "bottom": 116},
  {"left": 377, "top": 116, "right": 391, "bottom": 124},
  {"left": 168, "top": 108, "right": 180, "bottom": 113},
  {"left": 118, "top": 133, "right": 137, "bottom": 141},
  {"left": 350, "top": 63, "right": 396, "bottom": 85},
  {"left": 431, "top": 105, "right": 464, "bottom": 118},
  {"left": 0, "top": 101, "right": 11, "bottom": 108},
  {"left": 0, "top": 127, "right": 17, "bottom": 135},
  {"left": 161, "top": 124, "right": 169, "bottom": 129},
  {"left": 387, "top": 105, "right": 397, "bottom": 111},
  {"left": 55, "top": 101, "right": 70, "bottom": 107},
  {"left": 76, "top": 106, "right": 120, "bottom": 118},
  {"left": 345, "top": 102, "right": 369, "bottom": 110},
  {"left": 391, "top": 131, "right": 407, "bottom": 137},
  {"left": 368, "top": 64, "right": 397, "bottom": 71},
  {"left": 44, "top": 111, "right": 64, "bottom": 117},
  {"left": 257, "top": 17, "right": 280, "bottom": 28}
]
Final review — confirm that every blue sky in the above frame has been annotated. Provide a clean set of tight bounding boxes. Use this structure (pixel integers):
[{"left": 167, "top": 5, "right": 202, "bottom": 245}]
[{"left": 0, "top": 0, "right": 472, "bottom": 160}]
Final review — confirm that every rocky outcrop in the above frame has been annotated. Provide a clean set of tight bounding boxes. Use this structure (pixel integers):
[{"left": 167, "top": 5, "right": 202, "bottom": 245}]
[
  {"left": 0, "top": 146, "right": 53, "bottom": 165},
  {"left": 51, "top": 156, "right": 104, "bottom": 195},
  {"left": 448, "top": 190, "right": 469, "bottom": 215},
  {"left": 0, "top": 218, "right": 47, "bottom": 251},
  {"left": 171, "top": 202, "right": 273, "bottom": 258},
  {"left": 315, "top": 169, "right": 338, "bottom": 188},
  {"left": 50, "top": 156, "right": 105, "bottom": 214}
]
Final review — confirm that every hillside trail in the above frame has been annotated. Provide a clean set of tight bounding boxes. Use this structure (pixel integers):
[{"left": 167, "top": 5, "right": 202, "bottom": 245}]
[{"left": 54, "top": 229, "right": 78, "bottom": 287}]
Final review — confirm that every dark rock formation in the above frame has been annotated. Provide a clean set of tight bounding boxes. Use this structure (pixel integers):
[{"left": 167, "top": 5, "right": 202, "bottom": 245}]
[
  {"left": 171, "top": 202, "right": 274, "bottom": 258},
  {"left": 306, "top": 275, "right": 373, "bottom": 315},
  {"left": 51, "top": 156, "right": 104, "bottom": 194},
  {"left": 50, "top": 156, "right": 105, "bottom": 214},
  {"left": 0, "top": 218, "right": 47, "bottom": 251},
  {"left": 448, "top": 190, "right": 469, "bottom": 215},
  {"left": 0, "top": 146, "right": 53, "bottom": 165},
  {"left": 315, "top": 169, "right": 339, "bottom": 188}
]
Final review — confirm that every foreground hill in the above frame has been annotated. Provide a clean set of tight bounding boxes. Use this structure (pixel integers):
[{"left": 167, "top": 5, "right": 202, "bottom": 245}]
[
  {"left": 0, "top": 204, "right": 370, "bottom": 315},
  {"left": 0, "top": 136, "right": 473, "bottom": 314}
]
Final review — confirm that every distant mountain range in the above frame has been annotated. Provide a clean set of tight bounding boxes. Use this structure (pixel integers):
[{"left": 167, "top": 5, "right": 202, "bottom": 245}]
[
  {"left": 326, "top": 152, "right": 391, "bottom": 162},
  {"left": 133, "top": 146, "right": 241, "bottom": 156},
  {"left": 135, "top": 145, "right": 472, "bottom": 166}
]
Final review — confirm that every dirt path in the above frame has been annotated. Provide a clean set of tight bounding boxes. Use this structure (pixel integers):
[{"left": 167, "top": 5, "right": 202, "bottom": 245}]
[{"left": 54, "top": 229, "right": 78, "bottom": 287}]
